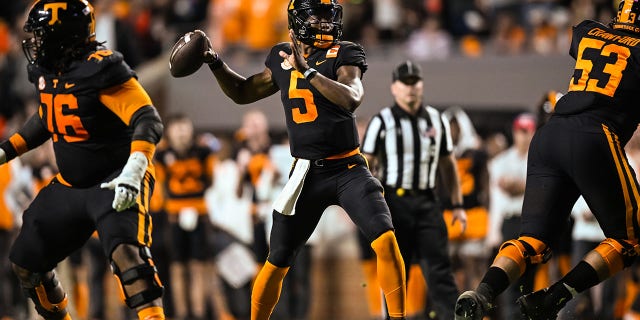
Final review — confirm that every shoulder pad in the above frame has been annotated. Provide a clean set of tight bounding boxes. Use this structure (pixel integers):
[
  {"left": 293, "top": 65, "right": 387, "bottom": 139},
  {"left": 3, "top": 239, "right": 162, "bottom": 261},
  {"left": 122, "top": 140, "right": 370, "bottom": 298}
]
[
  {"left": 334, "top": 41, "right": 368, "bottom": 74},
  {"left": 266, "top": 42, "right": 293, "bottom": 68},
  {"left": 575, "top": 20, "right": 606, "bottom": 31},
  {"left": 68, "top": 49, "right": 135, "bottom": 89}
]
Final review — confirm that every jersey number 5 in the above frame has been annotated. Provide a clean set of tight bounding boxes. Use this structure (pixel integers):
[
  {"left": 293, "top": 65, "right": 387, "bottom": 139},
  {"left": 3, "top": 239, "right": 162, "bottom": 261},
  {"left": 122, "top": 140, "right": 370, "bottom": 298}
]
[
  {"left": 289, "top": 71, "right": 318, "bottom": 123},
  {"left": 40, "top": 93, "right": 89, "bottom": 142},
  {"left": 568, "top": 38, "right": 630, "bottom": 97}
]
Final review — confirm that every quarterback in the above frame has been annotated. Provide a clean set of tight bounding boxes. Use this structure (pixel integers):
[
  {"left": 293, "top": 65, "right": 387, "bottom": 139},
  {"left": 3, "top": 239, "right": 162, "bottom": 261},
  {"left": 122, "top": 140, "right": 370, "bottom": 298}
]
[{"left": 184, "top": 0, "right": 408, "bottom": 319}]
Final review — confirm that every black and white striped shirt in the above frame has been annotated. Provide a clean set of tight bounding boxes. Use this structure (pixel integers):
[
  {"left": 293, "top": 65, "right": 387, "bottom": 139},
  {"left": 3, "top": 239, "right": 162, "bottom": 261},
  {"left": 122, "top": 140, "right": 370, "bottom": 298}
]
[{"left": 361, "top": 104, "right": 453, "bottom": 190}]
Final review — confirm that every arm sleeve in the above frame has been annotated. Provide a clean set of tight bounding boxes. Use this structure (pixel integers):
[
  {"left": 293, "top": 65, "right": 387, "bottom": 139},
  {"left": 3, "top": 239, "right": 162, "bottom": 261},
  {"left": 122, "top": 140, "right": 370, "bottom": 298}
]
[
  {"left": 0, "top": 112, "right": 50, "bottom": 162},
  {"left": 99, "top": 78, "right": 163, "bottom": 160}
]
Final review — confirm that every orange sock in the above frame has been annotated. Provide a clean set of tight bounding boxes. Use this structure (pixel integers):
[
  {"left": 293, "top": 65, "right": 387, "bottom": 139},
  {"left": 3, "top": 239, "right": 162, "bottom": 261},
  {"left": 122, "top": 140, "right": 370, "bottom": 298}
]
[
  {"left": 371, "top": 231, "right": 406, "bottom": 318},
  {"left": 557, "top": 254, "right": 572, "bottom": 276},
  {"left": 534, "top": 263, "right": 550, "bottom": 291},
  {"left": 73, "top": 282, "right": 89, "bottom": 319},
  {"left": 251, "top": 261, "right": 290, "bottom": 320},
  {"left": 137, "top": 306, "right": 165, "bottom": 320},
  {"left": 406, "top": 264, "right": 426, "bottom": 317},
  {"left": 361, "top": 259, "right": 382, "bottom": 317}
]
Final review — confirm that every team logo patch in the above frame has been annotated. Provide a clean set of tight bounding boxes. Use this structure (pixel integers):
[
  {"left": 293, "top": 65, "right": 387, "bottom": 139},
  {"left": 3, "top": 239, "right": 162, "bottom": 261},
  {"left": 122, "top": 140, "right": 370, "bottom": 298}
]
[
  {"left": 281, "top": 58, "right": 293, "bottom": 70},
  {"left": 326, "top": 45, "right": 340, "bottom": 58},
  {"left": 38, "top": 76, "right": 46, "bottom": 90}
]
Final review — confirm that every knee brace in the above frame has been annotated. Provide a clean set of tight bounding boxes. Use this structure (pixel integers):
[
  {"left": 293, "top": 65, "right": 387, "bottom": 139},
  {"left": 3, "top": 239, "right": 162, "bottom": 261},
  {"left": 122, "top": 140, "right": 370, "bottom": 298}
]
[
  {"left": 13, "top": 268, "right": 69, "bottom": 320},
  {"left": 495, "top": 236, "right": 551, "bottom": 278},
  {"left": 111, "top": 246, "right": 164, "bottom": 309},
  {"left": 587, "top": 238, "right": 639, "bottom": 279}
]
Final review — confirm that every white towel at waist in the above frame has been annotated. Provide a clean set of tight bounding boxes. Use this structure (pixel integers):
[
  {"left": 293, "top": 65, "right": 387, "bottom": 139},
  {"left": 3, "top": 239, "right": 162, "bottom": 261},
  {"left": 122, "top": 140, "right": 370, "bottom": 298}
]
[{"left": 272, "top": 159, "right": 310, "bottom": 216}]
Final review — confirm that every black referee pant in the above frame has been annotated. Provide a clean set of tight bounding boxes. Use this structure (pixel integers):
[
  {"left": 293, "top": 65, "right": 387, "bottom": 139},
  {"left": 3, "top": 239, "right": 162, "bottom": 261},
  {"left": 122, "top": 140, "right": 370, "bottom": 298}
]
[{"left": 384, "top": 187, "right": 458, "bottom": 320}]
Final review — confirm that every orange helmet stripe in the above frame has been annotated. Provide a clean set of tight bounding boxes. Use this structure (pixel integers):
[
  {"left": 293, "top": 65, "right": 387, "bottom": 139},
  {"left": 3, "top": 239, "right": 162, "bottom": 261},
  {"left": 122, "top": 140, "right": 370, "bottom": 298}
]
[
  {"left": 321, "top": 0, "right": 331, "bottom": 4},
  {"left": 620, "top": 0, "right": 635, "bottom": 23}
]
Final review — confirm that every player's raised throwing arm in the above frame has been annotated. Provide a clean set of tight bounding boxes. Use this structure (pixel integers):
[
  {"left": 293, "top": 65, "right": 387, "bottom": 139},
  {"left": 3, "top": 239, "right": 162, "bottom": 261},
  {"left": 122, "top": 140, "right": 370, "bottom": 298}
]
[{"left": 202, "top": 37, "right": 279, "bottom": 105}]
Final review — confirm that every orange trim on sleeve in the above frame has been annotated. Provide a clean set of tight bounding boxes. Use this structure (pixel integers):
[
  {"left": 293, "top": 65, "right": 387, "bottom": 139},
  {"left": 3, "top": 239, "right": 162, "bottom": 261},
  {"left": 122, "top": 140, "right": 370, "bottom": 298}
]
[
  {"left": 99, "top": 78, "right": 152, "bottom": 125},
  {"left": 131, "top": 140, "right": 157, "bottom": 162},
  {"left": 9, "top": 134, "right": 28, "bottom": 155}
]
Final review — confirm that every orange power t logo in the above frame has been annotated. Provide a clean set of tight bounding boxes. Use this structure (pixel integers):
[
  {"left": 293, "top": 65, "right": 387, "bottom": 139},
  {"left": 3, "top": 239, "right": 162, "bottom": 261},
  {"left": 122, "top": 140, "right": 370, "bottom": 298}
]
[{"left": 44, "top": 3, "right": 68, "bottom": 25}]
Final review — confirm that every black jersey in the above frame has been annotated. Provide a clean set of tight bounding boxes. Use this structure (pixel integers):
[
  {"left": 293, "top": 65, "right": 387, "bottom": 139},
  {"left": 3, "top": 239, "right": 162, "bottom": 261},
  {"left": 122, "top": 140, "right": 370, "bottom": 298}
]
[
  {"left": 265, "top": 41, "right": 368, "bottom": 159},
  {"left": 556, "top": 20, "right": 640, "bottom": 143},
  {"left": 19, "top": 47, "right": 153, "bottom": 187},
  {"left": 154, "top": 146, "right": 215, "bottom": 214}
]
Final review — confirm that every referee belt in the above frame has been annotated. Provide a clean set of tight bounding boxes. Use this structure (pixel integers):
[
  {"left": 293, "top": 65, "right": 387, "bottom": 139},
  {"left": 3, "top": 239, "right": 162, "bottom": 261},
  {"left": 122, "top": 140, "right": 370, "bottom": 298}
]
[{"left": 385, "top": 186, "right": 434, "bottom": 198}]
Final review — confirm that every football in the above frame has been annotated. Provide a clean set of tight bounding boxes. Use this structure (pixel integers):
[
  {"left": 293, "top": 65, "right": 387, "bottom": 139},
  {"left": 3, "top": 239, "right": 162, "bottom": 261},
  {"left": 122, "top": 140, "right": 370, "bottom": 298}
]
[{"left": 169, "top": 30, "right": 208, "bottom": 78}]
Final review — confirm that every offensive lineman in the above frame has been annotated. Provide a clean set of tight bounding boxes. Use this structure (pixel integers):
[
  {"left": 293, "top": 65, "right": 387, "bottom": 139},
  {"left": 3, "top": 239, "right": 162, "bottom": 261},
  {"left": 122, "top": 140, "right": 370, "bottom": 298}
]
[
  {"left": 455, "top": 1, "right": 640, "bottom": 319},
  {"left": 5, "top": 1, "right": 165, "bottom": 319}
]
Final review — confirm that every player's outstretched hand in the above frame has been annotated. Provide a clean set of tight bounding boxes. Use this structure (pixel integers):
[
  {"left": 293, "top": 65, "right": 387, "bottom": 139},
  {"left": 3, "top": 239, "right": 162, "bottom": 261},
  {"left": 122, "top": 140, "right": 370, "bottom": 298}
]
[
  {"left": 201, "top": 31, "right": 220, "bottom": 65},
  {"left": 101, "top": 152, "right": 148, "bottom": 212},
  {"left": 279, "top": 30, "right": 310, "bottom": 72}
]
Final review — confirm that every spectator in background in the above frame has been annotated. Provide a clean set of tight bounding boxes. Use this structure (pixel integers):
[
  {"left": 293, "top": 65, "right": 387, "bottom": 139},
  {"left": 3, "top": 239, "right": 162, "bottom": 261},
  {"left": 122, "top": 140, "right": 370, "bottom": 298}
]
[
  {"left": 0, "top": 19, "right": 31, "bottom": 122},
  {"left": 372, "top": 0, "right": 403, "bottom": 45},
  {"left": 406, "top": 15, "right": 453, "bottom": 61},
  {"left": 164, "top": 0, "right": 211, "bottom": 40},
  {"left": 155, "top": 114, "right": 217, "bottom": 320},
  {"left": 93, "top": 0, "right": 144, "bottom": 69},
  {"left": 485, "top": 113, "right": 537, "bottom": 320},
  {"left": 0, "top": 145, "right": 32, "bottom": 320},
  {"left": 208, "top": 0, "right": 245, "bottom": 55},
  {"left": 491, "top": 11, "right": 526, "bottom": 55},
  {"left": 441, "top": 107, "right": 490, "bottom": 293},
  {"left": 243, "top": 0, "right": 290, "bottom": 58}
]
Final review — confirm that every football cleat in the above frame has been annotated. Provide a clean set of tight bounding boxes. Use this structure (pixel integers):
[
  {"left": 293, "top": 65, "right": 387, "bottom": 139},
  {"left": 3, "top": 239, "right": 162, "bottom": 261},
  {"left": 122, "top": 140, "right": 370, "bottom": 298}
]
[
  {"left": 454, "top": 290, "right": 492, "bottom": 320},
  {"left": 517, "top": 288, "right": 561, "bottom": 320}
]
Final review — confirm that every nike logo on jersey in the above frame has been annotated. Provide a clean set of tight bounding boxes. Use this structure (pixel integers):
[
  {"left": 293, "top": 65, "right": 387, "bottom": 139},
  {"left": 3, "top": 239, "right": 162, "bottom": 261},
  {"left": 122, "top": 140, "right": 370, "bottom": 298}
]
[
  {"left": 316, "top": 60, "right": 327, "bottom": 66},
  {"left": 347, "top": 163, "right": 357, "bottom": 169},
  {"left": 65, "top": 83, "right": 76, "bottom": 89}
]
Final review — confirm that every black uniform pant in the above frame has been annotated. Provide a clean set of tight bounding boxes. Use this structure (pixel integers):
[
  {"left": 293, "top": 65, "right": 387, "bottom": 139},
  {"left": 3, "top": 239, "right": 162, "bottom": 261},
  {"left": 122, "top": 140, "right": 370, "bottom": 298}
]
[
  {"left": 268, "top": 154, "right": 394, "bottom": 267},
  {"left": 521, "top": 113, "right": 640, "bottom": 245},
  {"left": 384, "top": 188, "right": 458, "bottom": 320}
]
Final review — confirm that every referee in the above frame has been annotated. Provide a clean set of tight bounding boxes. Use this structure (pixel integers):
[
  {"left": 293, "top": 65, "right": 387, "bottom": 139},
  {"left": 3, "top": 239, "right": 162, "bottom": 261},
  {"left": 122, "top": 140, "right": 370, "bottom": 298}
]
[{"left": 362, "top": 60, "right": 467, "bottom": 320}]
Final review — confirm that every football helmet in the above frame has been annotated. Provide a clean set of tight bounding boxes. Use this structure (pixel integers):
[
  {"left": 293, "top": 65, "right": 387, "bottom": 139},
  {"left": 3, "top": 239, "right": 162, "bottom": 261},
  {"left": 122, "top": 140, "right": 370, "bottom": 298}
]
[
  {"left": 611, "top": 0, "right": 640, "bottom": 33},
  {"left": 288, "top": 0, "right": 343, "bottom": 48},
  {"left": 22, "top": 0, "right": 96, "bottom": 69}
]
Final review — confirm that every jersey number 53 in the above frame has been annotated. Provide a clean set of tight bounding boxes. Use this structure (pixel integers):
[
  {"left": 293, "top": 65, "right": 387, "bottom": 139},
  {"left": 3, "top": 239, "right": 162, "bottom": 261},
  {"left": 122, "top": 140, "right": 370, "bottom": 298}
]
[{"left": 569, "top": 38, "right": 630, "bottom": 97}]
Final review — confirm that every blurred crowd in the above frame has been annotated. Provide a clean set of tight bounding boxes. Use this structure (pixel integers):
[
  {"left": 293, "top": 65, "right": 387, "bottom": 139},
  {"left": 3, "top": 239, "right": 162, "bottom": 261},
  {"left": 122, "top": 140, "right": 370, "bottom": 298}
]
[{"left": 0, "top": 0, "right": 622, "bottom": 124}]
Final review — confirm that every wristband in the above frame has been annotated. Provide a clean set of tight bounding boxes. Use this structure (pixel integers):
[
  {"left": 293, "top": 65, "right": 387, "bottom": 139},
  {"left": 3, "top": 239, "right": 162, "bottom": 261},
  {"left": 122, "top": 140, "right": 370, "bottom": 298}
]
[
  {"left": 207, "top": 53, "right": 224, "bottom": 71},
  {"left": 452, "top": 203, "right": 464, "bottom": 209},
  {"left": 303, "top": 68, "right": 318, "bottom": 80}
]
